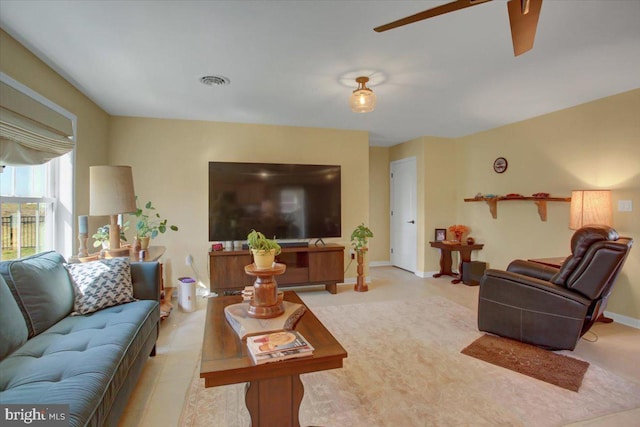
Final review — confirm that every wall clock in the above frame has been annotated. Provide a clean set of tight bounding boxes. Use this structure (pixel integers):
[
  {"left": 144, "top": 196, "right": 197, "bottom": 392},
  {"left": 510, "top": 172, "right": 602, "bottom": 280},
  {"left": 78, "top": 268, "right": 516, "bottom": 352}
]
[{"left": 493, "top": 157, "right": 508, "bottom": 173}]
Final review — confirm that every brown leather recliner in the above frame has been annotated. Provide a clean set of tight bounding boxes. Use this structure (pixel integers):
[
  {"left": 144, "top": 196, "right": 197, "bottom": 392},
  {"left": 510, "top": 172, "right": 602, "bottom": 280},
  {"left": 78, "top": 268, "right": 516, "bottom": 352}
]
[{"left": 478, "top": 225, "right": 633, "bottom": 350}]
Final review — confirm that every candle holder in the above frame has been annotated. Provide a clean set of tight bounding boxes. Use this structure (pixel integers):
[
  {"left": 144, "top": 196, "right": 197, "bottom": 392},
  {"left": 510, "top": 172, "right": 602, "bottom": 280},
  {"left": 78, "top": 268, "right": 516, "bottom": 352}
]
[{"left": 77, "top": 232, "right": 89, "bottom": 258}]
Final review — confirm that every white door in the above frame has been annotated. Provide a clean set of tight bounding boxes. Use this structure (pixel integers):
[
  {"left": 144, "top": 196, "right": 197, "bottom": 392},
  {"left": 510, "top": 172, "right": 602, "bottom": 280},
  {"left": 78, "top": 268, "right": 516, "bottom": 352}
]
[{"left": 390, "top": 157, "right": 417, "bottom": 272}]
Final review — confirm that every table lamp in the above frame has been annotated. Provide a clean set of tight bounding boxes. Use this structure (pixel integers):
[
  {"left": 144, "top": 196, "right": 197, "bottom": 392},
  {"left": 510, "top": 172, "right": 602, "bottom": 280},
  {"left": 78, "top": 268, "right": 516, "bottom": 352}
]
[
  {"left": 90, "top": 165, "right": 136, "bottom": 257},
  {"left": 569, "top": 190, "right": 612, "bottom": 230}
]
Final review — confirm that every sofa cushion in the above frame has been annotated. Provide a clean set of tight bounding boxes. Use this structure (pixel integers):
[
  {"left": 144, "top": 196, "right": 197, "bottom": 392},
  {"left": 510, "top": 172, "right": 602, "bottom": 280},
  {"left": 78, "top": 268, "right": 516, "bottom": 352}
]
[
  {"left": 64, "top": 257, "right": 136, "bottom": 315},
  {"left": 0, "top": 274, "right": 29, "bottom": 360},
  {"left": 0, "top": 251, "right": 74, "bottom": 338},
  {"left": 0, "top": 299, "right": 159, "bottom": 427}
]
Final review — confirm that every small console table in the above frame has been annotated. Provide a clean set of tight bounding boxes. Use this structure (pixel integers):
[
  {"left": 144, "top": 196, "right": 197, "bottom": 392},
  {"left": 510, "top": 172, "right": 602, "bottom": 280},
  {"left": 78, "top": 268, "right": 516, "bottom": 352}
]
[{"left": 429, "top": 241, "right": 484, "bottom": 285}]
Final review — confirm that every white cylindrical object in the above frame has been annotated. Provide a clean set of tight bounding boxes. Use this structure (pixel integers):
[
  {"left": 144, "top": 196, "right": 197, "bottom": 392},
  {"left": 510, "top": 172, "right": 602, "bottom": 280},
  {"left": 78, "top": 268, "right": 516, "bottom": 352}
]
[{"left": 178, "top": 277, "right": 196, "bottom": 312}]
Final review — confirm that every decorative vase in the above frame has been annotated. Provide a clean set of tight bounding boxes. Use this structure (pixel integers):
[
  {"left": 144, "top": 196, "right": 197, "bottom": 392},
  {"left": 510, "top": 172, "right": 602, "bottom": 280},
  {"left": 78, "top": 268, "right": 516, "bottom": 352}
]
[
  {"left": 252, "top": 249, "right": 276, "bottom": 270},
  {"left": 140, "top": 236, "right": 150, "bottom": 250},
  {"left": 466, "top": 237, "right": 475, "bottom": 245}
]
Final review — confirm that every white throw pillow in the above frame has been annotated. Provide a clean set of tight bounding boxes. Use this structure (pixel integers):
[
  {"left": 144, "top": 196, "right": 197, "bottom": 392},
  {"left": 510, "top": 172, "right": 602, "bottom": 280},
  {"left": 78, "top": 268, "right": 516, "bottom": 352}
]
[{"left": 65, "top": 257, "right": 136, "bottom": 315}]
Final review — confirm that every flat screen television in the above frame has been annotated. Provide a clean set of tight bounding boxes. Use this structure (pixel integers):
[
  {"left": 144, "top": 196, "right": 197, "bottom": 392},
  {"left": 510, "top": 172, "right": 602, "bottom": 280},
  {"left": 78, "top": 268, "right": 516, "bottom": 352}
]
[{"left": 208, "top": 162, "right": 341, "bottom": 242}]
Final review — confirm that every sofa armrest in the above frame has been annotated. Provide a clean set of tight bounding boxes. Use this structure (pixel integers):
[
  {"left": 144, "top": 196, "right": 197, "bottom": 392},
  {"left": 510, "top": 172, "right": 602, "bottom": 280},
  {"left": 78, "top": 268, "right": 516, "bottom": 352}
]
[
  {"left": 506, "top": 259, "right": 558, "bottom": 282},
  {"left": 130, "top": 261, "right": 161, "bottom": 302}
]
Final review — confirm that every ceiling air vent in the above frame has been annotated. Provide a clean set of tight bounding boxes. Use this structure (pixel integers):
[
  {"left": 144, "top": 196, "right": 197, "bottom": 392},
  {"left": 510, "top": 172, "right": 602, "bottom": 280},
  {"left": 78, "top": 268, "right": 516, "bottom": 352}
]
[{"left": 200, "top": 75, "right": 231, "bottom": 86}]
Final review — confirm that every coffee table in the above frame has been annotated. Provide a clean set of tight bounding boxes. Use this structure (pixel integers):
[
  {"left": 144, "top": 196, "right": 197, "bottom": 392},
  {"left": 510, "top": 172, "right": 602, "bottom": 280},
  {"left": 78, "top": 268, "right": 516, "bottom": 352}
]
[{"left": 200, "top": 291, "right": 347, "bottom": 427}]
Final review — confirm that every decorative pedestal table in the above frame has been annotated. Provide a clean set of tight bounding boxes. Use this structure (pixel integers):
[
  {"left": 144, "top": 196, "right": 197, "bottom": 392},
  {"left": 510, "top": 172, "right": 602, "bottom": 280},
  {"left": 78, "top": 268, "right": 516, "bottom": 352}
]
[
  {"left": 245, "top": 263, "right": 286, "bottom": 319},
  {"left": 429, "top": 241, "right": 484, "bottom": 285}
]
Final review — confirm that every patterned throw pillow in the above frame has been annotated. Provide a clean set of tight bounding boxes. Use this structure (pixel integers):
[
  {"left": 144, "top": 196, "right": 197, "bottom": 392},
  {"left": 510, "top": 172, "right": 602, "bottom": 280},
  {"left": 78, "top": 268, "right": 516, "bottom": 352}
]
[{"left": 64, "top": 257, "right": 136, "bottom": 315}]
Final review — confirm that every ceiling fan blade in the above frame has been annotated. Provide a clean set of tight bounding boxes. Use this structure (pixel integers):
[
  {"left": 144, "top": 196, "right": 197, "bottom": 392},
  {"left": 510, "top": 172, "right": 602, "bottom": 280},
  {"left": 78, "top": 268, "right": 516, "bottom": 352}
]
[
  {"left": 374, "top": 0, "right": 492, "bottom": 33},
  {"left": 507, "top": 0, "right": 543, "bottom": 56}
]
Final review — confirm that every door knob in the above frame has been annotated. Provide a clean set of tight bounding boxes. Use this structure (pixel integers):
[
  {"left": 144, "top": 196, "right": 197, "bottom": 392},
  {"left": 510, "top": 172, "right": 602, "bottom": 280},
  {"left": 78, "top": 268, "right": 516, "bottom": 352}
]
[{"left": 407, "top": 220, "right": 415, "bottom": 224}]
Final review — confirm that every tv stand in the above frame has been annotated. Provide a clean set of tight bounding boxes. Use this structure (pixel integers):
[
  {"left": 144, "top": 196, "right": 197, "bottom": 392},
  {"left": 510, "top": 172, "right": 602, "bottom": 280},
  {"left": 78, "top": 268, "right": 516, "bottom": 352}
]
[
  {"left": 279, "top": 241, "right": 309, "bottom": 248},
  {"left": 209, "top": 244, "right": 344, "bottom": 294}
]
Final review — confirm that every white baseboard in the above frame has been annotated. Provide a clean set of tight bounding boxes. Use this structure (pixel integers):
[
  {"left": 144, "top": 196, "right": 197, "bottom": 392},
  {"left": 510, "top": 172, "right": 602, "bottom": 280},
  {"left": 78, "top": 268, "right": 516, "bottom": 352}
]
[
  {"left": 369, "top": 261, "right": 391, "bottom": 267},
  {"left": 342, "top": 276, "right": 372, "bottom": 284},
  {"left": 604, "top": 311, "right": 640, "bottom": 329}
]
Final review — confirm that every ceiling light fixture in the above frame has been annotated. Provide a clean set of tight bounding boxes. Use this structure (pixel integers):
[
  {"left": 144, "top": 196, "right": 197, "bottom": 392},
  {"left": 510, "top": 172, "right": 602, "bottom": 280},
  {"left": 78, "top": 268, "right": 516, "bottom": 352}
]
[{"left": 350, "top": 76, "right": 376, "bottom": 113}]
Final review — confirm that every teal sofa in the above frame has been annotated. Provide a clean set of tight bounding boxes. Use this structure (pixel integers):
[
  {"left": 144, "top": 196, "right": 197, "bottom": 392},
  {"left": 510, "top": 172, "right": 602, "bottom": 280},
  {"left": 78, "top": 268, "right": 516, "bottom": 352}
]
[{"left": 0, "top": 251, "right": 160, "bottom": 427}]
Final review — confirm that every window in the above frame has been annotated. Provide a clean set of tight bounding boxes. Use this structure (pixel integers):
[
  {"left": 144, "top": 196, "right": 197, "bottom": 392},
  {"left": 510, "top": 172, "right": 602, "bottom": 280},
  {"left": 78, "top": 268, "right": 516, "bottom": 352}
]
[
  {"left": 1, "top": 163, "right": 53, "bottom": 259},
  {"left": 0, "top": 73, "right": 75, "bottom": 261}
]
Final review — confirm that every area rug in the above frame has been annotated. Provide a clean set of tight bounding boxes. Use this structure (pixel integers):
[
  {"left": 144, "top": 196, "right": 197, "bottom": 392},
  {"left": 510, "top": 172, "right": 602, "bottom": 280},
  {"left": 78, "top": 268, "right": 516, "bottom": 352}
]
[
  {"left": 180, "top": 297, "right": 640, "bottom": 427},
  {"left": 461, "top": 334, "right": 589, "bottom": 392}
]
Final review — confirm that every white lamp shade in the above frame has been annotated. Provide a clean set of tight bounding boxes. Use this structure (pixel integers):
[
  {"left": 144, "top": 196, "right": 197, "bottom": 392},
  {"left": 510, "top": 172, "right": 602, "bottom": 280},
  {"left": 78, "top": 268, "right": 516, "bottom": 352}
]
[
  {"left": 569, "top": 190, "right": 612, "bottom": 230},
  {"left": 89, "top": 165, "right": 137, "bottom": 216}
]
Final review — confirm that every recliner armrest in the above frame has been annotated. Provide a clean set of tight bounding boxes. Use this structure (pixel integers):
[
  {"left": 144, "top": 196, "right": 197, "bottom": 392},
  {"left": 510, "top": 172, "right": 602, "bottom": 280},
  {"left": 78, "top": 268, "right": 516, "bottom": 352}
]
[
  {"left": 506, "top": 259, "right": 558, "bottom": 282},
  {"left": 482, "top": 269, "right": 591, "bottom": 306},
  {"left": 130, "top": 262, "right": 161, "bottom": 302}
]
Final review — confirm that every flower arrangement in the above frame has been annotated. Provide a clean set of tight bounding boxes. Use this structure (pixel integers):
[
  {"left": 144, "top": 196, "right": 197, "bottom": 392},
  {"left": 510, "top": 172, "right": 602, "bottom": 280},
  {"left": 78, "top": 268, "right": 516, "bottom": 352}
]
[{"left": 448, "top": 224, "right": 469, "bottom": 241}]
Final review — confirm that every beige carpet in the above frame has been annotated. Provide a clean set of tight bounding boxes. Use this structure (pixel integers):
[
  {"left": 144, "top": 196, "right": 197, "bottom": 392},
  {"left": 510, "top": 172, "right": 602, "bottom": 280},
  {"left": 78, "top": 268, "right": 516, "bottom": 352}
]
[
  {"left": 180, "top": 296, "right": 640, "bottom": 427},
  {"left": 461, "top": 334, "right": 590, "bottom": 392}
]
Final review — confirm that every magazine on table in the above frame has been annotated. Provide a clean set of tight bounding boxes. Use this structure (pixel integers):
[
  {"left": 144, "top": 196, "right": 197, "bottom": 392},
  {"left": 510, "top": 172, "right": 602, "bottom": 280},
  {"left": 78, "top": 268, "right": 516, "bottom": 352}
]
[{"left": 246, "top": 330, "right": 314, "bottom": 365}]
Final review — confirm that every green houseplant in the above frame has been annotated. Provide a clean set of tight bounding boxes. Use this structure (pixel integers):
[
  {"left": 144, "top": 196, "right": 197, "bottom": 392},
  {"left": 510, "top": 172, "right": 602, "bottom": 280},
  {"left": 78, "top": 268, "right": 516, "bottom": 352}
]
[
  {"left": 350, "top": 223, "right": 374, "bottom": 292},
  {"left": 92, "top": 223, "right": 128, "bottom": 249},
  {"left": 247, "top": 229, "right": 281, "bottom": 270},
  {"left": 133, "top": 200, "right": 178, "bottom": 249}
]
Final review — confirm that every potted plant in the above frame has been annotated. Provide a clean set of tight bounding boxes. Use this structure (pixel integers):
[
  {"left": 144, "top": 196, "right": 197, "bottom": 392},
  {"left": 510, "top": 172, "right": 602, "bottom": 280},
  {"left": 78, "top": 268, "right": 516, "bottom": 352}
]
[
  {"left": 247, "top": 229, "right": 281, "bottom": 270},
  {"left": 133, "top": 200, "right": 178, "bottom": 249},
  {"left": 350, "top": 223, "right": 374, "bottom": 292},
  {"left": 92, "top": 223, "right": 128, "bottom": 249}
]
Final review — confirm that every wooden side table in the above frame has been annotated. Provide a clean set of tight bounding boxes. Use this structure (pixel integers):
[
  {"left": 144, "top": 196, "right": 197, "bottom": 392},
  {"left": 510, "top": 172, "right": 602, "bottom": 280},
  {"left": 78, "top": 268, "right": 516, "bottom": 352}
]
[{"left": 429, "top": 241, "right": 484, "bottom": 285}]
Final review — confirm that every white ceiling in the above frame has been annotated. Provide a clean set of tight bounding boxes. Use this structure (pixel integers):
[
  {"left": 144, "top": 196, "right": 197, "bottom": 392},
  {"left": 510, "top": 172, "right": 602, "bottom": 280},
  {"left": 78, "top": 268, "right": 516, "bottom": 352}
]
[{"left": 1, "top": 1, "right": 639, "bottom": 146}]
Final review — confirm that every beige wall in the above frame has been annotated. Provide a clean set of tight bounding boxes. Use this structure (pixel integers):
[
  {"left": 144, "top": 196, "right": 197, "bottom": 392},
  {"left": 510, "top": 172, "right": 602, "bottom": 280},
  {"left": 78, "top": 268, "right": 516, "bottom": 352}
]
[
  {"left": 368, "top": 147, "right": 390, "bottom": 264},
  {"left": 107, "top": 117, "right": 369, "bottom": 286},
  {"left": 454, "top": 89, "right": 640, "bottom": 320}
]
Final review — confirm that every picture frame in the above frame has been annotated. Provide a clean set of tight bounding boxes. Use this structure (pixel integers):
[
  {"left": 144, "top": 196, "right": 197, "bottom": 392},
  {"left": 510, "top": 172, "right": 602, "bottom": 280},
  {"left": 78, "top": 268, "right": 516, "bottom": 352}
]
[{"left": 435, "top": 228, "right": 446, "bottom": 242}]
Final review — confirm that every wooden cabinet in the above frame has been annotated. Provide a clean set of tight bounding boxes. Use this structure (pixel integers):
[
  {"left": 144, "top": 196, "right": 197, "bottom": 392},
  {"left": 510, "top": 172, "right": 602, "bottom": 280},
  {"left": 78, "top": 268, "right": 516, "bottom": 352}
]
[{"left": 209, "top": 244, "right": 345, "bottom": 295}]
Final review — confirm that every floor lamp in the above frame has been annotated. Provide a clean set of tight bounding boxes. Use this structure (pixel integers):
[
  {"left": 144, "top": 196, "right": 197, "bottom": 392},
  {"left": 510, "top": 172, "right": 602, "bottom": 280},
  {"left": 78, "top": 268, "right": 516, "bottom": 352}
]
[{"left": 90, "top": 165, "right": 136, "bottom": 258}]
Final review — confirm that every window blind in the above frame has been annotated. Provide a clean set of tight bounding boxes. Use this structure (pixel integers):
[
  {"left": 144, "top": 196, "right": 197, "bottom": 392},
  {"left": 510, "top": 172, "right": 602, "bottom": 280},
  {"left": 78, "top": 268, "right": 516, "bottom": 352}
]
[{"left": 0, "top": 80, "right": 74, "bottom": 165}]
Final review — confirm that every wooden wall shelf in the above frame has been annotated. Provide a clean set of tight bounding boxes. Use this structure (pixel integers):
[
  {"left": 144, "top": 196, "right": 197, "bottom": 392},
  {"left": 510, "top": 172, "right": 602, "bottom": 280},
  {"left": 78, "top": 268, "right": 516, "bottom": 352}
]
[{"left": 464, "top": 197, "right": 571, "bottom": 221}]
